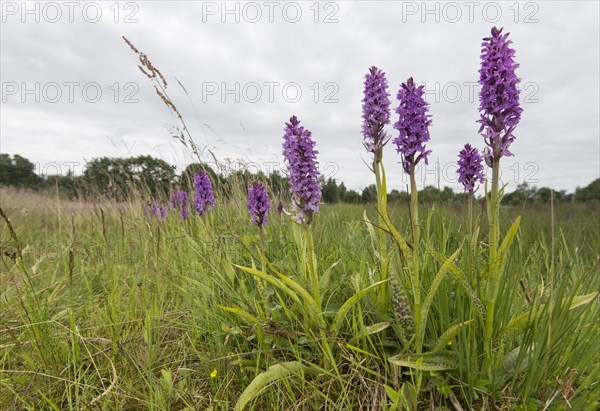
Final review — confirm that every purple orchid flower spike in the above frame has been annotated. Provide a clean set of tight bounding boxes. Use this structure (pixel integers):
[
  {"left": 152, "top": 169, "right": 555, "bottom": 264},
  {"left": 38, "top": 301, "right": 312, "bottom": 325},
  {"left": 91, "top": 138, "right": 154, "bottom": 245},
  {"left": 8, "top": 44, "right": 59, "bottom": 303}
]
[
  {"left": 393, "top": 77, "right": 433, "bottom": 174},
  {"left": 247, "top": 181, "right": 271, "bottom": 227},
  {"left": 478, "top": 26, "right": 522, "bottom": 166},
  {"left": 282, "top": 115, "right": 322, "bottom": 224},
  {"left": 362, "top": 66, "right": 391, "bottom": 161},
  {"left": 457, "top": 144, "right": 485, "bottom": 192},
  {"left": 193, "top": 169, "right": 216, "bottom": 215}
]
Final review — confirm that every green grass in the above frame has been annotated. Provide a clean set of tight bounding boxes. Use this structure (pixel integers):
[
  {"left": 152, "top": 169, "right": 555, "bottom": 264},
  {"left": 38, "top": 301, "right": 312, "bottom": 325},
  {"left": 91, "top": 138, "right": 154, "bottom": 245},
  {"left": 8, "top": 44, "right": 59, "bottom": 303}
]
[{"left": 1, "top": 186, "right": 598, "bottom": 410}]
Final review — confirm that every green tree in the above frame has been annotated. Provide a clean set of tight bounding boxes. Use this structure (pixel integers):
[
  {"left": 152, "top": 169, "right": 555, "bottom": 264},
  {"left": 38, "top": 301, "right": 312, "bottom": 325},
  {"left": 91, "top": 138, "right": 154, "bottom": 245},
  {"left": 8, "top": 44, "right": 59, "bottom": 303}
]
[
  {"left": 181, "top": 163, "right": 222, "bottom": 189},
  {"left": 267, "top": 170, "right": 288, "bottom": 198},
  {"left": 575, "top": 178, "right": 600, "bottom": 202},
  {"left": 503, "top": 182, "right": 536, "bottom": 205},
  {"left": 343, "top": 189, "right": 361, "bottom": 204},
  {"left": 0, "top": 154, "right": 41, "bottom": 186},
  {"left": 361, "top": 184, "right": 377, "bottom": 204},
  {"left": 388, "top": 189, "right": 409, "bottom": 203},
  {"left": 322, "top": 178, "right": 340, "bottom": 203},
  {"left": 534, "top": 187, "right": 553, "bottom": 203},
  {"left": 82, "top": 156, "right": 176, "bottom": 200},
  {"left": 338, "top": 182, "right": 347, "bottom": 201}
]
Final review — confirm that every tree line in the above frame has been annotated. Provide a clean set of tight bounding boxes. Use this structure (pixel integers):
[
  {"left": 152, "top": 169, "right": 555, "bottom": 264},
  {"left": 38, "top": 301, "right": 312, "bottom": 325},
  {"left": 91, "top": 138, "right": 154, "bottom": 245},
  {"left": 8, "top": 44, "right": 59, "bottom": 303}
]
[{"left": 1, "top": 153, "right": 599, "bottom": 205}]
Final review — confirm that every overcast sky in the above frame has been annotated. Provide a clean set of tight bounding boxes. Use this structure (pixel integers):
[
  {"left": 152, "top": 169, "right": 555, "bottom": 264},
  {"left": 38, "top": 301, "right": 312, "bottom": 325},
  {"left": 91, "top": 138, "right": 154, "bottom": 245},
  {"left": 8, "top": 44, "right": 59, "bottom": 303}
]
[{"left": 1, "top": 0, "right": 599, "bottom": 193}]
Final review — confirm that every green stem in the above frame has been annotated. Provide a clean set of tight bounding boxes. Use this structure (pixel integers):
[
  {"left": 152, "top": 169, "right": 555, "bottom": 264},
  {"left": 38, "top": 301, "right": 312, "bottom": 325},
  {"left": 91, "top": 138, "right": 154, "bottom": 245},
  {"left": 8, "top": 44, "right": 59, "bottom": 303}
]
[
  {"left": 305, "top": 224, "right": 320, "bottom": 309},
  {"left": 255, "top": 226, "right": 268, "bottom": 303},
  {"left": 378, "top": 164, "right": 413, "bottom": 259},
  {"left": 484, "top": 158, "right": 500, "bottom": 370},
  {"left": 467, "top": 191, "right": 473, "bottom": 283},
  {"left": 409, "top": 166, "right": 422, "bottom": 354},
  {"left": 488, "top": 160, "right": 500, "bottom": 268},
  {"left": 259, "top": 226, "right": 266, "bottom": 273},
  {"left": 374, "top": 160, "right": 390, "bottom": 313},
  {"left": 467, "top": 191, "right": 473, "bottom": 244}
]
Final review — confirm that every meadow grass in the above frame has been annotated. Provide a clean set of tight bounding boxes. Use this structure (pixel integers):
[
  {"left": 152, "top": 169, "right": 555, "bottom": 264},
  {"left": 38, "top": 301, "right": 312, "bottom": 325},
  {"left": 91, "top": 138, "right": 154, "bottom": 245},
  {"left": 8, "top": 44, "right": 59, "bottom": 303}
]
[{"left": 0, "top": 186, "right": 598, "bottom": 410}]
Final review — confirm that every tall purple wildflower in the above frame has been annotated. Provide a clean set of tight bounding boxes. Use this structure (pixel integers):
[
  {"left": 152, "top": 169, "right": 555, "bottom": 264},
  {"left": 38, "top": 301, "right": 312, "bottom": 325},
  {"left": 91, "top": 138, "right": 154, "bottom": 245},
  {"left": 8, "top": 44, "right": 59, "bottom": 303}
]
[
  {"left": 179, "top": 190, "right": 189, "bottom": 219},
  {"left": 169, "top": 189, "right": 179, "bottom": 209},
  {"left": 457, "top": 144, "right": 485, "bottom": 192},
  {"left": 144, "top": 201, "right": 158, "bottom": 217},
  {"left": 393, "top": 77, "right": 432, "bottom": 174},
  {"left": 193, "top": 169, "right": 216, "bottom": 215},
  {"left": 145, "top": 201, "right": 158, "bottom": 217},
  {"left": 282, "top": 115, "right": 321, "bottom": 224},
  {"left": 247, "top": 182, "right": 271, "bottom": 227},
  {"left": 478, "top": 26, "right": 522, "bottom": 166},
  {"left": 170, "top": 188, "right": 189, "bottom": 220},
  {"left": 362, "top": 66, "right": 391, "bottom": 159},
  {"left": 145, "top": 201, "right": 169, "bottom": 221},
  {"left": 157, "top": 204, "right": 168, "bottom": 221}
]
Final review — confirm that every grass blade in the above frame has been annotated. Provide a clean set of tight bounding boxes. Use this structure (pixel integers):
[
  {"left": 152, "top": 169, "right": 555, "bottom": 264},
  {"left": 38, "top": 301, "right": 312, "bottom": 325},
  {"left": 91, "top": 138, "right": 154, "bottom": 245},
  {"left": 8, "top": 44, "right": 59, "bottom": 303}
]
[
  {"left": 388, "top": 351, "right": 458, "bottom": 371},
  {"left": 234, "top": 361, "right": 315, "bottom": 410}
]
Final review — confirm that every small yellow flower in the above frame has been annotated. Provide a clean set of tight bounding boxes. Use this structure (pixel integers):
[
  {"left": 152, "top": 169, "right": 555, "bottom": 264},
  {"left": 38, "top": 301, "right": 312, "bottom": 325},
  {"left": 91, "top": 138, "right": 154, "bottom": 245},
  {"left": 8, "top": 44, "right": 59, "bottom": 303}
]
[
  {"left": 447, "top": 341, "right": 452, "bottom": 347},
  {"left": 210, "top": 369, "right": 217, "bottom": 378}
]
